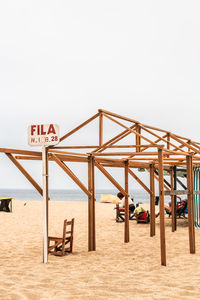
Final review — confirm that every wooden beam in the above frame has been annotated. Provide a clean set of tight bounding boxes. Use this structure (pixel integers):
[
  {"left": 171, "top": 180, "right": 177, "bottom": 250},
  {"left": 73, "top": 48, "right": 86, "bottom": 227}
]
[
  {"left": 173, "top": 166, "right": 177, "bottom": 231},
  {"left": 170, "top": 167, "right": 175, "bottom": 232},
  {"left": 88, "top": 156, "right": 96, "bottom": 251},
  {"left": 92, "top": 124, "right": 137, "bottom": 153},
  {"left": 0, "top": 148, "right": 41, "bottom": 156},
  {"left": 99, "top": 109, "right": 139, "bottom": 124},
  {"left": 136, "top": 125, "right": 141, "bottom": 152},
  {"left": 5, "top": 153, "right": 43, "bottom": 195},
  {"left": 52, "top": 154, "right": 91, "bottom": 197},
  {"left": 164, "top": 190, "right": 189, "bottom": 196},
  {"left": 103, "top": 113, "right": 159, "bottom": 148},
  {"left": 60, "top": 112, "right": 99, "bottom": 142},
  {"left": 186, "top": 155, "right": 195, "bottom": 254},
  {"left": 124, "top": 161, "right": 129, "bottom": 243},
  {"left": 128, "top": 169, "right": 151, "bottom": 195},
  {"left": 140, "top": 125, "right": 189, "bottom": 154},
  {"left": 170, "top": 133, "right": 200, "bottom": 155},
  {"left": 158, "top": 148, "right": 166, "bottom": 266},
  {"left": 95, "top": 161, "right": 127, "bottom": 196},
  {"left": 150, "top": 164, "right": 155, "bottom": 237},
  {"left": 99, "top": 112, "right": 103, "bottom": 146}
]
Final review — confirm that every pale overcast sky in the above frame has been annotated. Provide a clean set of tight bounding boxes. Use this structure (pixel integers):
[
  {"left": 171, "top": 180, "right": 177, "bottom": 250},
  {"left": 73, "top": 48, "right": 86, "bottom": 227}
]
[{"left": 0, "top": 1, "right": 200, "bottom": 191}]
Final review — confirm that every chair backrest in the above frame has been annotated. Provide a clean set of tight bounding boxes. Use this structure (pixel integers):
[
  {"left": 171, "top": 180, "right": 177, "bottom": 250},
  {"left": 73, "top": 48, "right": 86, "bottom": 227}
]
[{"left": 62, "top": 218, "right": 74, "bottom": 240}]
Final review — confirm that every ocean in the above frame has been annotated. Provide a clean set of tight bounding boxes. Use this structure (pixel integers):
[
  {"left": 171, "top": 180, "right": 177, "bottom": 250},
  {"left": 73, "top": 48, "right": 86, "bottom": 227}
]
[{"left": 0, "top": 188, "right": 161, "bottom": 204}]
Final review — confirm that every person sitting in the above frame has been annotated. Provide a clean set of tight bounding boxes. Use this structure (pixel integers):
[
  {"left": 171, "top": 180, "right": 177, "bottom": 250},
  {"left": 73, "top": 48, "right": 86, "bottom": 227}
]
[
  {"left": 134, "top": 206, "right": 150, "bottom": 223},
  {"left": 117, "top": 192, "right": 135, "bottom": 212},
  {"left": 156, "top": 199, "right": 187, "bottom": 217}
]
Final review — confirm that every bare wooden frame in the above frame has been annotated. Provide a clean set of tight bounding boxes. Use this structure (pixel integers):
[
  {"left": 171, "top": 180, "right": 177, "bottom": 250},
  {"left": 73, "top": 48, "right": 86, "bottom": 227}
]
[{"left": 1, "top": 109, "right": 198, "bottom": 266}]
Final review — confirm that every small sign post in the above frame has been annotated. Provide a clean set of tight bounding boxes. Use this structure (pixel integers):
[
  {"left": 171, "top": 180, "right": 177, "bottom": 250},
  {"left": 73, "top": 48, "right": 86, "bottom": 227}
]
[{"left": 28, "top": 124, "right": 59, "bottom": 263}]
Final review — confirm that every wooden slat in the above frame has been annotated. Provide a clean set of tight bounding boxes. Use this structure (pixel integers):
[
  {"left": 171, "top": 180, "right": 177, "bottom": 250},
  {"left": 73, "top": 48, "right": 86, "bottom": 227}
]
[
  {"left": 99, "top": 112, "right": 103, "bottom": 146},
  {"left": 52, "top": 154, "right": 91, "bottom": 197},
  {"left": 128, "top": 169, "right": 151, "bottom": 195},
  {"left": 136, "top": 125, "right": 141, "bottom": 152},
  {"left": 88, "top": 156, "right": 96, "bottom": 251},
  {"left": 186, "top": 156, "right": 195, "bottom": 254},
  {"left": 170, "top": 133, "right": 200, "bottom": 155},
  {"left": 0, "top": 148, "right": 41, "bottom": 156},
  {"left": 158, "top": 148, "right": 166, "bottom": 266},
  {"left": 164, "top": 190, "right": 189, "bottom": 196},
  {"left": 124, "top": 161, "right": 129, "bottom": 243},
  {"left": 99, "top": 109, "right": 139, "bottom": 124},
  {"left": 60, "top": 112, "right": 99, "bottom": 142},
  {"left": 92, "top": 125, "right": 137, "bottom": 153},
  {"left": 95, "top": 161, "right": 127, "bottom": 196},
  {"left": 49, "top": 149, "right": 88, "bottom": 156},
  {"left": 140, "top": 125, "right": 189, "bottom": 154},
  {"left": 103, "top": 113, "right": 159, "bottom": 148},
  {"left": 150, "top": 164, "right": 155, "bottom": 237},
  {"left": 170, "top": 167, "right": 175, "bottom": 232},
  {"left": 5, "top": 153, "right": 43, "bottom": 195}
]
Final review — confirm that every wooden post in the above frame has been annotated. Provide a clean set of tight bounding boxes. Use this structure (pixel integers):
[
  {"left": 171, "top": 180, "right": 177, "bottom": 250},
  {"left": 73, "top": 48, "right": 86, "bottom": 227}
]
[
  {"left": 186, "top": 155, "right": 195, "bottom": 254},
  {"left": 136, "top": 125, "right": 141, "bottom": 152},
  {"left": 42, "top": 146, "right": 48, "bottom": 263},
  {"left": 158, "top": 148, "right": 166, "bottom": 266},
  {"left": 124, "top": 160, "right": 129, "bottom": 243},
  {"left": 99, "top": 113, "right": 103, "bottom": 146},
  {"left": 170, "top": 167, "right": 175, "bottom": 232},
  {"left": 173, "top": 166, "right": 177, "bottom": 231},
  {"left": 88, "top": 155, "right": 96, "bottom": 251},
  {"left": 150, "top": 164, "right": 155, "bottom": 237},
  {"left": 166, "top": 133, "right": 170, "bottom": 158}
]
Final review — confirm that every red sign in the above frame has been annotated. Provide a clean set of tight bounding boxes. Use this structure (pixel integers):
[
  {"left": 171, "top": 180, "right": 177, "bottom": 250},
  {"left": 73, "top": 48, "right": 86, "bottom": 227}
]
[{"left": 28, "top": 124, "right": 59, "bottom": 146}]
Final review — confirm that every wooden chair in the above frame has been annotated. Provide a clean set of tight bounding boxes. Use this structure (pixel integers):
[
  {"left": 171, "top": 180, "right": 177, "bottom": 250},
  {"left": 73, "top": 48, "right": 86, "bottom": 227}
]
[
  {"left": 48, "top": 218, "right": 74, "bottom": 256},
  {"left": 115, "top": 204, "right": 135, "bottom": 222}
]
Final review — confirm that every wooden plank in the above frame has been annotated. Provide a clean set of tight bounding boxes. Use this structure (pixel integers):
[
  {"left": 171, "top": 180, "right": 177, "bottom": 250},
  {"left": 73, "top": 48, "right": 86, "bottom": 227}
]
[
  {"left": 170, "top": 133, "right": 200, "bottom": 155},
  {"left": 52, "top": 154, "right": 91, "bottom": 197},
  {"left": 99, "top": 109, "right": 139, "bottom": 124},
  {"left": 88, "top": 156, "right": 96, "bottom": 251},
  {"left": 140, "top": 125, "right": 189, "bottom": 154},
  {"left": 124, "top": 161, "right": 129, "bottom": 243},
  {"left": 164, "top": 190, "right": 189, "bottom": 196},
  {"left": 49, "top": 149, "right": 88, "bottom": 156},
  {"left": 15, "top": 154, "right": 88, "bottom": 163},
  {"left": 92, "top": 124, "right": 137, "bottom": 153},
  {"left": 93, "top": 151, "right": 164, "bottom": 156},
  {"left": 52, "top": 146, "right": 100, "bottom": 149},
  {"left": 5, "top": 153, "right": 43, "bottom": 195},
  {"left": 95, "top": 161, "right": 127, "bottom": 196},
  {"left": 60, "top": 112, "right": 99, "bottom": 142},
  {"left": 158, "top": 148, "right": 166, "bottom": 266},
  {"left": 0, "top": 148, "right": 41, "bottom": 156},
  {"left": 138, "top": 134, "right": 168, "bottom": 154},
  {"left": 128, "top": 169, "right": 151, "bottom": 194},
  {"left": 170, "top": 168, "right": 175, "bottom": 232},
  {"left": 99, "top": 112, "right": 103, "bottom": 146},
  {"left": 103, "top": 113, "right": 159, "bottom": 148},
  {"left": 186, "top": 156, "right": 195, "bottom": 254},
  {"left": 150, "top": 164, "right": 155, "bottom": 237},
  {"left": 136, "top": 125, "right": 141, "bottom": 152}
]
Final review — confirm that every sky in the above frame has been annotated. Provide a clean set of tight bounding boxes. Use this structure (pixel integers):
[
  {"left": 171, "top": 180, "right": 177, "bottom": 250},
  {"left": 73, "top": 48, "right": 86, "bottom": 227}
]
[{"left": 0, "top": 1, "right": 200, "bottom": 192}]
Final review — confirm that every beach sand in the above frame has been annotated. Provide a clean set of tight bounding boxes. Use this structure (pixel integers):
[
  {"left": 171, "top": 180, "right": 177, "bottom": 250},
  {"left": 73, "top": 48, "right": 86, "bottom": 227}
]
[{"left": 0, "top": 200, "right": 200, "bottom": 300}]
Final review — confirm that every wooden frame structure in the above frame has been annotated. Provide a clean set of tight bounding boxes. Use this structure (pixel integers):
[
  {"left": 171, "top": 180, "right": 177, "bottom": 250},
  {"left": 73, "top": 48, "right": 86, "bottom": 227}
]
[{"left": 1, "top": 109, "right": 199, "bottom": 266}]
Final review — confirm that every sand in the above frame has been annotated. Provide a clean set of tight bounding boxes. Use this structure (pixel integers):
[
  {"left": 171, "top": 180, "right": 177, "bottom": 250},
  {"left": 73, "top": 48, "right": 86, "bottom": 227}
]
[{"left": 0, "top": 200, "right": 200, "bottom": 300}]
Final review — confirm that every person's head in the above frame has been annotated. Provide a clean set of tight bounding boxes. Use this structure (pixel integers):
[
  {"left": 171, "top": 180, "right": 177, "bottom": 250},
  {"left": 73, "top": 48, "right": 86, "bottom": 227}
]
[{"left": 117, "top": 192, "right": 124, "bottom": 200}]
